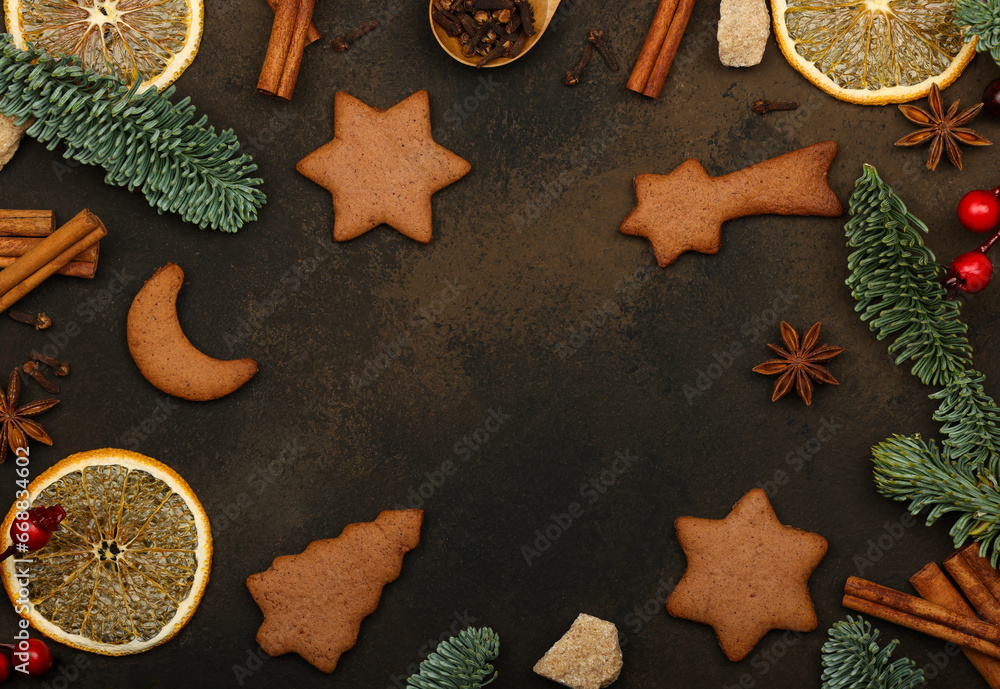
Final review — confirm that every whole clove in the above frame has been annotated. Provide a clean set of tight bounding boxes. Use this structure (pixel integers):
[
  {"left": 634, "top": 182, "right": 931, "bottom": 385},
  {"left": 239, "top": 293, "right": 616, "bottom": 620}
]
[
  {"left": 472, "top": 0, "right": 513, "bottom": 8},
  {"left": 565, "top": 42, "right": 593, "bottom": 86},
  {"left": 22, "top": 361, "right": 59, "bottom": 394},
  {"left": 514, "top": 0, "right": 534, "bottom": 36},
  {"left": 587, "top": 30, "right": 618, "bottom": 71},
  {"left": 478, "top": 41, "right": 506, "bottom": 67},
  {"left": 753, "top": 98, "right": 798, "bottom": 114},
  {"left": 29, "top": 351, "right": 69, "bottom": 377},
  {"left": 7, "top": 309, "right": 51, "bottom": 330},
  {"left": 332, "top": 19, "right": 379, "bottom": 52},
  {"left": 433, "top": 10, "right": 463, "bottom": 37}
]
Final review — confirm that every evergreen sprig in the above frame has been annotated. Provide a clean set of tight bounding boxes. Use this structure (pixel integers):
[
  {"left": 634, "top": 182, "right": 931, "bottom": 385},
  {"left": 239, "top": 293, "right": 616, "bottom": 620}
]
[
  {"left": 406, "top": 627, "right": 499, "bottom": 689},
  {"left": 930, "top": 369, "right": 1000, "bottom": 472},
  {"left": 872, "top": 434, "right": 1000, "bottom": 566},
  {"left": 0, "top": 35, "right": 265, "bottom": 233},
  {"left": 955, "top": 0, "right": 1000, "bottom": 67},
  {"left": 844, "top": 164, "right": 971, "bottom": 386},
  {"left": 820, "top": 616, "right": 923, "bottom": 689}
]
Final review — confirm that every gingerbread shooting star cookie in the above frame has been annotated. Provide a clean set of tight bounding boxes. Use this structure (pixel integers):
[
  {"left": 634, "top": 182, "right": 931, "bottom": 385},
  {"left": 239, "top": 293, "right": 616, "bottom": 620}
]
[
  {"left": 620, "top": 141, "right": 842, "bottom": 267},
  {"left": 297, "top": 90, "right": 471, "bottom": 244},
  {"left": 666, "top": 488, "right": 827, "bottom": 661}
]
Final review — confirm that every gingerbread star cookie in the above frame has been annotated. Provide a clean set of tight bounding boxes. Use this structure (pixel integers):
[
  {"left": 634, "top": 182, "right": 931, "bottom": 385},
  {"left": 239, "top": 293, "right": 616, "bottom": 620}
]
[
  {"left": 666, "top": 488, "right": 827, "bottom": 661},
  {"left": 619, "top": 141, "right": 842, "bottom": 267},
  {"left": 246, "top": 509, "right": 423, "bottom": 673},
  {"left": 297, "top": 90, "right": 471, "bottom": 244}
]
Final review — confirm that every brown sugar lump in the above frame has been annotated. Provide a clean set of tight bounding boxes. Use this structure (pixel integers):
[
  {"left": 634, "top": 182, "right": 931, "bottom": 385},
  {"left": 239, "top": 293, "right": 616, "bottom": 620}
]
[
  {"left": 0, "top": 115, "right": 28, "bottom": 172},
  {"left": 533, "top": 613, "right": 623, "bottom": 689},
  {"left": 246, "top": 509, "right": 423, "bottom": 673},
  {"left": 718, "top": 0, "right": 770, "bottom": 67}
]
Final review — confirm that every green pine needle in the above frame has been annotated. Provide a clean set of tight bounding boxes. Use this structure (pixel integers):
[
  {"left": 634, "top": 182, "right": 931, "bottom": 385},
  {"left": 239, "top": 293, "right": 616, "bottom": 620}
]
[
  {"left": 931, "top": 369, "right": 1000, "bottom": 472},
  {"left": 873, "top": 434, "right": 1000, "bottom": 566},
  {"left": 955, "top": 0, "right": 1000, "bottom": 67},
  {"left": 0, "top": 35, "right": 265, "bottom": 233},
  {"left": 844, "top": 164, "right": 971, "bottom": 386},
  {"left": 821, "top": 616, "right": 923, "bottom": 689},
  {"left": 406, "top": 627, "right": 499, "bottom": 689}
]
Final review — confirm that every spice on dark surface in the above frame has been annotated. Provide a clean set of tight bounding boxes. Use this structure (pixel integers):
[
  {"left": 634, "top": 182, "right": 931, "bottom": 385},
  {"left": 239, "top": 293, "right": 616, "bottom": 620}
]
[
  {"left": 587, "top": 30, "right": 618, "bottom": 71},
  {"left": 895, "top": 82, "right": 992, "bottom": 171},
  {"left": 752, "top": 322, "right": 844, "bottom": 405},
  {"left": 332, "top": 19, "right": 379, "bottom": 52},
  {"left": 7, "top": 309, "right": 50, "bottom": 330},
  {"left": 28, "top": 351, "right": 69, "bottom": 377},
  {"left": 22, "top": 361, "right": 59, "bottom": 395},
  {"left": 754, "top": 99, "right": 798, "bottom": 114},
  {"left": 433, "top": 0, "right": 536, "bottom": 65},
  {"left": 0, "top": 368, "right": 57, "bottom": 464},
  {"left": 565, "top": 42, "right": 593, "bottom": 86}
]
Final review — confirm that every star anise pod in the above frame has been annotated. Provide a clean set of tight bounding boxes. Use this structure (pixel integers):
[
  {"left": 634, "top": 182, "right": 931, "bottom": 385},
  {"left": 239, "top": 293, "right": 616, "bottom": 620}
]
[
  {"left": 0, "top": 369, "right": 57, "bottom": 464},
  {"left": 752, "top": 322, "right": 844, "bottom": 405},
  {"left": 894, "top": 82, "right": 991, "bottom": 171}
]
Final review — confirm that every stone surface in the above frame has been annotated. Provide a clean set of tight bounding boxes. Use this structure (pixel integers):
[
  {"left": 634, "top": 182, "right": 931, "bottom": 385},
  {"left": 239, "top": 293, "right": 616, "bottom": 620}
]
[
  {"left": 534, "top": 614, "right": 623, "bottom": 689},
  {"left": 718, "top": 0, "right": 770, "bottom": 67},
  {"left": 0, "top": 0, "right": 992, "bottom": 685}
]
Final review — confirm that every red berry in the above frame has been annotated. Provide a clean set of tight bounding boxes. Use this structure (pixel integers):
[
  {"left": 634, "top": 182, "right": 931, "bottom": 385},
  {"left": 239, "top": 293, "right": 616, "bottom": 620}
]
[
  {"left": 957, "top": 189, "right": 1000, "bottom": 233},
  {"left": 10, "top": 517, "right": 50, "bottom": 552},
  {"left": 0, "top": 650, "right": 10, "bottom": 684},
  {"left": 950, "top": 251, "right": 994, "bottom": 293},
  {"left": 9, "top": 505, "right": 65, "bottom": 553},
  {"left": 985, "top": 78, "right": 1000, "bottom": 118},
  {"left": 12, "top": 639, "right": 52, "bottom": 677}
]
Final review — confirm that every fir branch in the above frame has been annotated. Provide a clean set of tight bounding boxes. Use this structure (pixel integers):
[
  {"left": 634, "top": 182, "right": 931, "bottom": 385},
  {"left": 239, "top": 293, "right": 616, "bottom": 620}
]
[
  {"left": 844, "top": 164, "right": 971, "bottom": 386},
  {"left": 0, "top": 35, "right": 265, "bottom": 233},
  {"left": 931, "top": 369, "right": 1000, "bottom": 473},
  {"left": 872, "top": 434, "right": 1000, "bottom": 566},
  {"left": 820, "top": 616, "right": 923, "bottom": 689},
  {"left": 406, "top": 627, "right": 499, "bottom": 689},
  {"left": 955, "top": 0, "right": 1000, "bottom": 67}
]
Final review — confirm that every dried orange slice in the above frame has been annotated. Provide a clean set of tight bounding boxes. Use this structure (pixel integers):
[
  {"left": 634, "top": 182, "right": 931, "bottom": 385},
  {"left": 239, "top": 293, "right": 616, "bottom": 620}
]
[
  {"left": 3, "top": 0, "right": 203, "bottom": 91},
  {"left": 0, "top": 449, "right": 211, "bottom": 655},
  {"left": 772, "top": 0, "right": 977, "bottom": 104}
]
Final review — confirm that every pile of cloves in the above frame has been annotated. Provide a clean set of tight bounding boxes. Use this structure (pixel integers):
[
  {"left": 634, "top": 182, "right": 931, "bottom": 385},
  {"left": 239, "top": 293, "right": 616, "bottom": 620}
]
[{"left": 432, "top": 0, "right": 536, "bottom": 67}]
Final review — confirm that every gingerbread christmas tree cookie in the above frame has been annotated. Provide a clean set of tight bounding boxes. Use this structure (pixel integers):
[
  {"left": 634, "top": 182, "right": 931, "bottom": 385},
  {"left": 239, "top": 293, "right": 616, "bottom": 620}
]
[
  {"left": 297, "top": 90, "right": 471, "bottom": 244},
  {"left": 246, "top": 509, "right": 423, "bottom": 672},
  {"left": 666, "top": 488, "right": 827, "bottom": 661}
]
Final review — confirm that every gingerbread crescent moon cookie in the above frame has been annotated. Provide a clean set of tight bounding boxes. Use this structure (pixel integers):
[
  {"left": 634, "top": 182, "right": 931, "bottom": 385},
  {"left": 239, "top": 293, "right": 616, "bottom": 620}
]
[{"left": 127, "top": 263, "right": 257, "bottom": 401}]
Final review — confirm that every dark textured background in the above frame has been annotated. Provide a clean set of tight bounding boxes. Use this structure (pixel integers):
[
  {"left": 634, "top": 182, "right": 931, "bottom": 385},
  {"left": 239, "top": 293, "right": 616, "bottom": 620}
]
[{"left": 1, "top": 0, "right": 999, "bottom": 686}]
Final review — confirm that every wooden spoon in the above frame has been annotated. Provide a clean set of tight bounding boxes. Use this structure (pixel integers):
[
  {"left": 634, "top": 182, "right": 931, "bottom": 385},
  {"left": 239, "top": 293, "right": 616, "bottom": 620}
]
[{"left": 429, "top": 0, "right": 562, "bottom": 68}]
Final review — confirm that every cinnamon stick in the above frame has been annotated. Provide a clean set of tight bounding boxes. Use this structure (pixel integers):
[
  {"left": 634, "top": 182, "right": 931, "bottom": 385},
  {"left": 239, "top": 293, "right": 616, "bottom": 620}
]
[
  {"left": 0, "top": 237, "right": 99, "bottom": 263},
  {"left": 275, "top": 0, "right": 317, "bottom": 101},
  {"left": 0, "top": 258, "right": 95, "bottom": 279},
  {"left": 843, "top": 577, "right": 1000, "bottom": 659},
  {"left": 627, "top": 0, "right": 680, "bottom": 93},
  {"left": 0, "top": 210, "right": 55, "bottom": 237},
  {"left": 946, "top": 547, "right": 1000, "bottom": 624},
  {"left": 641, "top": 0, "right": 696, "bottom": 98},
  {"left": 912, "top": 563, "right": 1000, "bottom": 689},
  {"left": 265, "top": 0, "right": 319, "bottom": 43},
  {"left": 258, "top": 0, "right": 300, "bottom": 96},
  {"left": 958, "top": 542, "right": 1000, "bottom": 603},
  {"left": 0, "top": 210, "right": 107, "bottom": 312}
]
